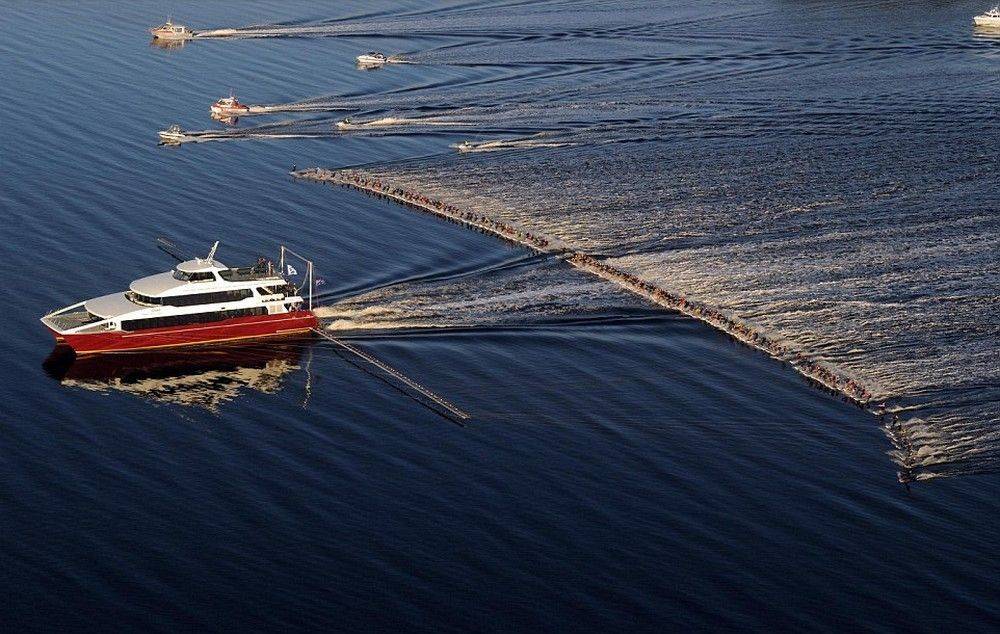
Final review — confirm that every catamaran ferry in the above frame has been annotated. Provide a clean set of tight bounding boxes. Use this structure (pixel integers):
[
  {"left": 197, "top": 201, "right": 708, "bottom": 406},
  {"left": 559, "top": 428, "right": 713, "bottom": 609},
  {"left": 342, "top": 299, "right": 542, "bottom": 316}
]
[{"left": 41, "top": 243, "right": 318, "bottom": 354}]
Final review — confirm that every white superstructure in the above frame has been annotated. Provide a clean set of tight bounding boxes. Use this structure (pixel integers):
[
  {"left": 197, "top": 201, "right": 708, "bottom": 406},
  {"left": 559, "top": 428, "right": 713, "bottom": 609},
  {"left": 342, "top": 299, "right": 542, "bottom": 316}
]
[{"left": 974, "top": 6, "right": 1000, "bottom": 26}]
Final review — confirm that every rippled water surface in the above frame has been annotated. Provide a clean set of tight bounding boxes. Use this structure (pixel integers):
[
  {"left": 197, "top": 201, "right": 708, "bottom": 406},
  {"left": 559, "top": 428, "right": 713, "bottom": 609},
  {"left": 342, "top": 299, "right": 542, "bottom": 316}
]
[{"left": 2, "top": 1, "right": 1000, "bottom": 631}]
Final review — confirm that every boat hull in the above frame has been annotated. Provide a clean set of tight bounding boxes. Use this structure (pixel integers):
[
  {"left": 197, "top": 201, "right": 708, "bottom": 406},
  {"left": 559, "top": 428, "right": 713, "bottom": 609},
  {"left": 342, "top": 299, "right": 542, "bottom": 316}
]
[
  {"left": 210, "top": 106, "right": 251, "bottom": 115},
  {"left": 49, "top": 311, "right": 318, "bottom": 355},
  {"left": 974, "top": 16, "right": 1000, "bottom": 26},
  {"left": 151, "top": 30, "right": 194, "bottom": 40}
]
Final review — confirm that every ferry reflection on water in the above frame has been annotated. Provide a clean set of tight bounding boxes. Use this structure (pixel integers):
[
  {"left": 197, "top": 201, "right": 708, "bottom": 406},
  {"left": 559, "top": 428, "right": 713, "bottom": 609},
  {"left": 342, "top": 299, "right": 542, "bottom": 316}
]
[{"left": 43, "top": 339, "right": 313, "bottom": 410}]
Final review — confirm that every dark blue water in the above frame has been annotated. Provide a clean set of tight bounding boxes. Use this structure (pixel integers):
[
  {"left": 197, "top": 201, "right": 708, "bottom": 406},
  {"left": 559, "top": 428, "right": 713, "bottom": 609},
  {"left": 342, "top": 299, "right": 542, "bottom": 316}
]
[{"left": 2, "top": 1, "right": 1000, "bottom": 631}]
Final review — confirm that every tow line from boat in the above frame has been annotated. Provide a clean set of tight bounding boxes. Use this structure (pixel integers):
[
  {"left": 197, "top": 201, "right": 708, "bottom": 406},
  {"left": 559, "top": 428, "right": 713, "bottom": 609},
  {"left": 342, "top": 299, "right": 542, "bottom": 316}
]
[{"left": 310, "top": 327, "right": 470, "bottom": 421}]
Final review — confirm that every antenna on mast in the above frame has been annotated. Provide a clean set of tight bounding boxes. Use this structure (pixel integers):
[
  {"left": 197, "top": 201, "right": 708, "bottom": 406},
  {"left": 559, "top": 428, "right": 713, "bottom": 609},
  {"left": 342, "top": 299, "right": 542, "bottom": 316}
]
[{"left": 207, "top": 241, "right": 219, "bottom": 261}]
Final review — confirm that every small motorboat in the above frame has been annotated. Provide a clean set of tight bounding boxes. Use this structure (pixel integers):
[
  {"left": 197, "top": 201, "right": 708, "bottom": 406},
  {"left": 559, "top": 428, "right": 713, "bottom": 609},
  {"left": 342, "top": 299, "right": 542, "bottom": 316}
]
[
  {"left": 210, "top": 92, "right": 251, "bottom": 116},
  {"left": 41, "top": 242, "right": 318, "bottom": 355},
  {"left": 335, "top": 117, "right": 353, "bottom": 129},
  {"left": 158, "top": 124, "right": 186, "bottom": 143},
  {"left": 356, "top": 51, "right": 388, "bottom": 66},
  {"left": 454, "top": 140, "right": 475, "bottom": 152},
  {"left": 150, "top": 19, "right": 196, "bottom": 40},
  {"left": 975, "top": 6, "right": 1000, "bottom": 26}
]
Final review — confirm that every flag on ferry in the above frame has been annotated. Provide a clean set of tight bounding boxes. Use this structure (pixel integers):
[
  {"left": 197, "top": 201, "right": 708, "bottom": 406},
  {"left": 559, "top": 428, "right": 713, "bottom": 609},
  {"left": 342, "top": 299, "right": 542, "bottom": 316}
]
[{"left": 287, "top": 265, "right": 298, "bottom": 275}]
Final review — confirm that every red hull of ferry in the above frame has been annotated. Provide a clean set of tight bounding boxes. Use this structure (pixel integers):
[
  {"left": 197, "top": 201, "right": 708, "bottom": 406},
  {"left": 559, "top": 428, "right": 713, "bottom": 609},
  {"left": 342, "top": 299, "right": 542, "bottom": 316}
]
[{"left": 49, "top": 311, "right": 318, "bottom": 355}]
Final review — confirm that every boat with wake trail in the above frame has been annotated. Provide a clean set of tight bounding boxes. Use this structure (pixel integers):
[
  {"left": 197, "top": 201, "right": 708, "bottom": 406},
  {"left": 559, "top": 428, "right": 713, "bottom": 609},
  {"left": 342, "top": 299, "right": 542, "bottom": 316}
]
[
  {"left": 41, "top": 242, "right": 317, "bottom": 354},
  {"left": 150, "top": 19, "right": 196, "bottom": 40},
  {"left": 211, "top": 92, "right": 251, "bottom": 116},
  {"left": 158, "top": 124, "right": 186, "bottom": 143},
  {"left": 356, "top": 51, "right": 388, "bottom": 67},
  {"left": 975, "top": 6, "right": 1000, "bottom": 26}
]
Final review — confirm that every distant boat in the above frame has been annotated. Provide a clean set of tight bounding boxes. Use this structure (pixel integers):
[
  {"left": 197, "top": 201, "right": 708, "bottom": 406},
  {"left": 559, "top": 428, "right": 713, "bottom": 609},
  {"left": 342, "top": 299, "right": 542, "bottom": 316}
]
[
  {"left": 335, "top": 117, "right": 353, "bottom": 129},
  {"left": 356, "top": 51, "right": 388, "bottom": 66},
  {"left": 974, "top": 6, "right": 1000, "bottom": 26},
  {"left": 150, "top": 19, "right": 196, "bottom": 40},
  {"left": 210, "top": 92, "right": 251, "bottom": 116},
  {"left": 158, "top": 124, "right": 186, "bottom": 143},
  {"left": 454, "top": 140, "right": 475, "bottom": 152}
]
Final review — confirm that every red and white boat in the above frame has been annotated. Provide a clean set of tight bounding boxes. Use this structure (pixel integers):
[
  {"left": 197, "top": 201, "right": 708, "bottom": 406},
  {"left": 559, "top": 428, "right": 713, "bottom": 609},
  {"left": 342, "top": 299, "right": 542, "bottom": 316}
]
[
  {"left": 150, "top": 19, "right": 196, "bottom": 41},
  {"left": 210, "top": 93, "right": 251, "bottom": 116},
  {"left": 41, "top": 243, "right": 318, "bottom": 355}
]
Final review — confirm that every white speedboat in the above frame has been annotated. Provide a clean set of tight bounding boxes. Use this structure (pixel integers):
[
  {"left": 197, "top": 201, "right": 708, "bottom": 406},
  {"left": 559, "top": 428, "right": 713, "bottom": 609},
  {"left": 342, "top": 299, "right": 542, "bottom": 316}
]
[
  {"left": 158, "top": 124, "right": 186, "bottom": 143},
  {"left": 335, "top": 117, "right": 354, "bottom": 129},
  {"left": 974, "top": 6, "right": 1000, "bottom": 26},
  {"left": 453, "top": 140, "right": 475, "bottom": 152},
  {"left": 41, "top": 242, "right": 317, "bottom": 354},
  {"left": 356, "top": 51, "right": 388, "bottom": 66},
  {"left": 150, "top": 19, "right": 196, "bottom": 40}
]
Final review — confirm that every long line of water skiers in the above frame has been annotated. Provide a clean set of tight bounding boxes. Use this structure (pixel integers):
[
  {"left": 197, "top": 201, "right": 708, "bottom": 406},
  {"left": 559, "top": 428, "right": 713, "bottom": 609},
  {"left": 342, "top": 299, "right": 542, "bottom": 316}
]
[{"left": 295, "top": 167, "right": 879, "bottom": 408}]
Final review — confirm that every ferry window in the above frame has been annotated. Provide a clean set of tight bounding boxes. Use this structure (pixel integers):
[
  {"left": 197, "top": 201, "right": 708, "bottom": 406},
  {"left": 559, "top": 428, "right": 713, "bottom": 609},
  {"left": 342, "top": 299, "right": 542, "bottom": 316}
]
[
  {"left": 172, "top": 270, "right": 215, "bottom": 282},
  {"left": 121, "top": 306, "right": 267, "bottom": 332},
  {"left": 125, "top": 291, "right": 162, "bottom": 306},
  {"left": 162, "top": 289, "right": 253, "bottom": 307},
  {"left": 220, "top": 267, "right": 272, "bottom": 282}
]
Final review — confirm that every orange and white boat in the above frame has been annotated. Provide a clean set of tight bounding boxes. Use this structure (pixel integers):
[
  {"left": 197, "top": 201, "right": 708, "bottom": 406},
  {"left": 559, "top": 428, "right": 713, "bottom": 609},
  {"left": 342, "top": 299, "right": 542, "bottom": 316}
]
[
  {"left": 150, "top": 19, "right": 196, "bottom": 41},
  {"left": 210, "top": 92, "right": 251, "bottom": 116},
  {"left": 41, "top": 242, "right": 318, "bottom": 355}
]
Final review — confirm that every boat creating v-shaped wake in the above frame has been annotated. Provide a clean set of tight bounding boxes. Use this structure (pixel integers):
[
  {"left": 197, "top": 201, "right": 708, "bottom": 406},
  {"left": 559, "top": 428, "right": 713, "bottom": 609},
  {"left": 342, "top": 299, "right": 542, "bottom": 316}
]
[{"left": 41, "top": 242, "right": 318, "bottom": 354}]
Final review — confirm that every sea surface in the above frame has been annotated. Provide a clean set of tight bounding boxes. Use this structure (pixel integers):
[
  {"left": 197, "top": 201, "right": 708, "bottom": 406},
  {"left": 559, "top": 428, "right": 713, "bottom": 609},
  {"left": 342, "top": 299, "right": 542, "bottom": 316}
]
[{"left": 2, "top": 1, "right": 1000, "bottom": 631}]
